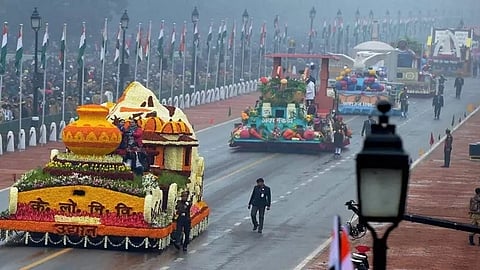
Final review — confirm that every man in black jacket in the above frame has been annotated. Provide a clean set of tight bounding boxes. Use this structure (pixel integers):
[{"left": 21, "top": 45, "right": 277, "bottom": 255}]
[
  {"left": 361, "top": 115, "right": 376, "bottom": 136},
  {"left": 432, "top": 93, "right": 444, "bottom": 120},
  {"left": 173, "top": 191, "right": 193, "bottom": 251},
  {"left": 248, "top": 178, "right": 271, "bottom": 233}
]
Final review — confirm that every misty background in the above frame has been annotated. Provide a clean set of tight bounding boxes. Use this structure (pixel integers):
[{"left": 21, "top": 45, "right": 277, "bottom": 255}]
[{"left": 0, "top": 0, "right": 478, "bottom": 52}]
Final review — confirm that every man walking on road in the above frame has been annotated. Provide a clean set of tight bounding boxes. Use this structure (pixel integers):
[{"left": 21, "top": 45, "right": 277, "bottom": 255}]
[
  {"left": 432, "top": 93, "right": 444, "bottom": 120},
  {"left": 454, "top": 74, "right": 464, "bottom": 99},
  {"left": 173, "top": 191, "right": 193, "bottom": 251},
  {"left": 248, "top": 178, "right": 271, "bottom": 234},
  {"left": 442, "top": 129, "right": 453, "bottom": 168},
  {"left": 361, "top": 115, "right": 376, "bottom": 136}
]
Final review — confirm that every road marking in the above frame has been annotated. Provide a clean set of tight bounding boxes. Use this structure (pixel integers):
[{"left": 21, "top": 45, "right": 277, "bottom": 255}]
[
  {"left": 271, "top": 200, "right": 278, "bottom": 204},
  {"left": 159, "top": 267, "right": 170, "bottom": 270},
  {"left": 188, "top": 250, "right": 197, "bottom": 254},
  {"left": 324, "top": 168, "right": 330, "bottom": 171},
  {"left": 174, "top": 258, "right": 184, "bottom": 263},
  {"left": 279, "top": 196, "right": 285, "bottom": 199},
  {"left": 196, "top": 117, "right": 241, "bottom": 134},
  {"left": 205, "top": 154, "right": 279, "bottom": 188},
  {"left": 292, "top": 237, "right": 333, "bottom": 270},
  {"left": 313, "top": 175, "right": 319, "bottom": 178},
  {"left": 286, "top": 191, "right": 292, "bottom": 195},
  {"left": 336, "top": 162, "right": 341, "bottom": 165},
  {"left": 294, "top": 187, "right": 299, "bottom": 190},
  {"left": 19, "top": 248, "right": 73, "bottom": 270},
  {"left": 234, "top": 222, "right": 242, "bottom": 226},
  {"left": 243, "top": 216, "right": 250, "bottom": 220},
  {"left": 0, "top": 187, "right": 8, "bottom": 192},
  {"left": 319, "top": 171, "right": 325, "bottom": 174},
  {"left": 307, "top": 179, "right": 312, "bottom": 183},
  {"left": 224, "top": 229, "right": 232, "bottom": 233},
  {"left": 300, "top": 183, "right": 306, "bottom": 186},
  {"left": 201, "top": 243, "right": 209, "bottom": 247}
]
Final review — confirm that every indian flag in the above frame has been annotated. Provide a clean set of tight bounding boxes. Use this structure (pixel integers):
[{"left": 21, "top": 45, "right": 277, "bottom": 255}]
[
  {"left": 14, "top": 24, "right": 23, "bottom": 75},
  {"left": 206, "top": 22, "right": 212, "bottom": 49},
  {"left": 77, "top": 22, "right": 86, "bottom": 67},
  {"left": 178, "top": 22, "right": 186, "bottom": 58},
  {"left": 100, "top": 18, "right": 108, "bottom": 63},
  {"left": 328, "top": 216, "right": 354, "bottom": 270},
  {"left": 135, "top": 24, "right": 143, "bottom": 63},
  {"left": 0, "top": 22, "right": 8, "bottom": 74},
  {"left": 169, "top": 23, "right": 176, "bottom": 60},
  {"left": 40, "top": 23, "right": 49, "bottom": 69},
  {"left": 144, "top": 21, "right": 151, "bottom": 62},
  {"left": 113, "top": 24, "right": 121, "bottom": 64},
  {"left": 157, "top": 20, "right": 164, "bottom": 59},
  {"left": 59, "top": 24, "right": 66, "bottom": 69}
]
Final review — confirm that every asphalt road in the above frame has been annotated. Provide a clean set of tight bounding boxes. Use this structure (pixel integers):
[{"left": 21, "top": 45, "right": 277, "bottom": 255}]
[{"left": 0, "top": 78, "right": 478, "bottom": 270}]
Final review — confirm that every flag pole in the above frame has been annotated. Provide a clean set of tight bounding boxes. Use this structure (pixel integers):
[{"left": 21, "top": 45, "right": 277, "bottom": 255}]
[
  {"left": 146, "top": 20, "right": 152, "bottom": 88},
  {"left": 232, "top": 21, "right": 236, "bottom": 85},
  {"left": 158, "top": 20, "right": 164, "bottom": 100},
  {"left": 19, "top": 61, "right": 23, "bottom": 135},
  {"left": 214, "top": 21, "right": 223, "bottom": 90},
  {"left": 115, "top": 24, "right": 122, "bottom": 101},
  {"left": 170, "top": 23, "right": 176, "bottom": 103},
  {"left": 204, "top": 23, "right": 212, "bottom": 92},
  {"left": 100, "top": 18, "right": 107, "bottom": 104},
  {"left": 41, "top": 23, "right": 48, "bottom": 127},
  {"left": 223, "top": 20, "right": 228, "bottom": 87},
  {"left": 181, "top": 21, "right": 186, "bottom": 103},
  {"left": 264, "top": 29, "right": 267, "bottom": 77},
  {"left": 248, "top": 18, "right": 253, "bottom": 81},
  {"left": 80, "top": 22, "right": 85, "bottom": 106},
  {"left": 134, "top": 23, "right": 141, "bottom": 81},
  {"left": 193, "top": 38, "right": 198, "bottom": 96},
  {"left": 0, "top": 75, "right": 3, "bottom": 103},
  {"left": 61, "top": 23, "right": 66, "bottom": 122}
]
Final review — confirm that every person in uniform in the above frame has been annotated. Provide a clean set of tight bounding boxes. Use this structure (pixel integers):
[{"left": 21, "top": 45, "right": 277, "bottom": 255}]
[
  {"left": 361, "top": 115, "right": 376, "bottom": 137},
  {"left": 454, "top": 74, "right": 464, "bottom": 99},
  {"left": 432, "top": 93, "right": 444, "bottom": 120},
  {"left": 305, "top": 76, "right": 316, "bottom": 107},
  {"left": 399, "top": 87, "right": 409, "bottom": 118},
  {"left": 173, "top": 191, "right": 193, "bottom": 251},
  {"left": 248, "top": 178, "right": 271, "bottom": 234},
  {"left": 469, "top": 188, "right": 480, "bottom": 245},
  {"left": 442, "top": 129, "right": 453, "bottom": 168}
]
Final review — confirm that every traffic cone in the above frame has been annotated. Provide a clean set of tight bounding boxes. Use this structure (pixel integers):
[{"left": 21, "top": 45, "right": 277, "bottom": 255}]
[{"left": 228, "top": 106, "right": 232, "bottom": 117}]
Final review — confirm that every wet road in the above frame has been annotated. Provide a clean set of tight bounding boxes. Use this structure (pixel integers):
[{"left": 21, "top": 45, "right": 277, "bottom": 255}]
[{"left": 1, "top": 78, "right": 479, "bottom": 270}]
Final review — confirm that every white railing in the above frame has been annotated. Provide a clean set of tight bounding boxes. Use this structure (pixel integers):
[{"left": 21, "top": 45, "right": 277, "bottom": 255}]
[{"left": 0, "top": 80, "right": 258, "bottom": 155}]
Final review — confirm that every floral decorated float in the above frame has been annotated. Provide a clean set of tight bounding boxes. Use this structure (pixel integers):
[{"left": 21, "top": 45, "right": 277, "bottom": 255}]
[
  {"left": 229, "top": 75, "right": 351, "bottom": 152},
  {"left": 0, "top": 82, "right": 209, "bottom": 250}
]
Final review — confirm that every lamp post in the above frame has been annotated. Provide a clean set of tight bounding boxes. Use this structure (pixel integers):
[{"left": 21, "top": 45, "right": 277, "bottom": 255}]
[
  {"left": 354, "top": 8, "right": 360, "bottom": 45},
  {"left": 30, "top": 7, "right": 41, "bottom": 129},
  {"left": 308, "top": 6, "right": 316, "bottom": 54},
  {"left": 190, "top": 6, "right": 199, "bottom": 93},
  {"left": 356, "top": 101, "right": 410, "bottom": 270},
  {"left": 241, "top": 9, "right": 249, "bottom": 81},
  {"left": 119, "top": 10, "right": 129, "bottom": 94}
]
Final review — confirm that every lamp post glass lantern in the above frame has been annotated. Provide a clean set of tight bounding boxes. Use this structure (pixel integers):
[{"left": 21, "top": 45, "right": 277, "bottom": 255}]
[
  {"left": 356, "top": 101, "right": 410, "bottom": 270},
  {"left": 119, "top": 10, "right": 129, "bottom": 93},
  {"left": 31, "top": 7, "right": 42, "bottom": 127}
]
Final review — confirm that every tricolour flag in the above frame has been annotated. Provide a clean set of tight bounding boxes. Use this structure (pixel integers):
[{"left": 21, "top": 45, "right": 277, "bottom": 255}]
[
  {"left": 135, "top": 24, "right": 143, "bottom": 62},
  {"left": 14, "top": 24, "right": 23, "bottom": 75},
  {"left": 259, "top": 22, "right": 266, "bottom": 54},
  {"left": 59, "top": 24, "right": 66, "bottom": 69},
  {"left": 144, "top": 21, "right": 151, "bottom": 61},
  {"left": 77, "top": 22, "right": 86, "bottom": 67},
  {"left": 0, "top": 22, "right": 8, "bottom": 74},
  {"left": 328, "top": 216, "right": 354, "bottom": 270},
  {"left": 228, "top": 21, "right": 235, "bottom": 51},
  {"left": 247, "top": 19, "right": 253, "bottom": 46},
  {"left": 100, "top": 18, "right": 108, "bottom": 63},
  {"left": 40, "top": 23, "right": 49, "bottom": 69},
  {"left": 206, "top": 22, "right": 213, "bottom": 48},
  {"left": 169, "top": 23, "right": 176, "bottom": 60},
  {"left": 193, "top": 22, "right": 199, "bottom": 48},
  {"left": 157, "top": 20, "right": 164, "bottom": 59},
  {"left": 113, "top": 24, "right": 121, "bottom": 64},
  {"left": 178, "top": 22, "right": 186, "bottom": 57},
  {"left": 125, "top": 34, "right": 131, "bottom": 58}
]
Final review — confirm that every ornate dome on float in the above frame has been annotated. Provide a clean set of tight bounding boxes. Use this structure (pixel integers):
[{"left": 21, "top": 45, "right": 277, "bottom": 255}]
[
  {"left": 143, "top": 117, "right": 165, "bottom": 132},
  {"left": 353, "top": 41, "right": 395, "bottom": 52},
  {"left": 160, "top": 119, "right": 191, "bottom": 135}
]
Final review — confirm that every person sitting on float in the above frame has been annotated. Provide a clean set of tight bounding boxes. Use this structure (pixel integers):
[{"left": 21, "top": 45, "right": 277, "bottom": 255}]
[{"left": 124, "top": 120, "right": 147, "bottom": 176}]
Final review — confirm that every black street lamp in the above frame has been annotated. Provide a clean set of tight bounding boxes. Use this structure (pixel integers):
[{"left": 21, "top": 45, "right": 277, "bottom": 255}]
[
  {"left": 308, "top": 6, "right": 316, "bottom": 54},
  {"left": 241, "top": 9, "right": 249, "bottom": 81},
  {"left": 190, "top": 6, "right": 199, "bottom": 93},
  {"left": 119, "top": 10, "right": 129, "bottom": 94},
  {"left": 30, "top": 7, "right": 41, "bottom": 129},
  {"left": 356, "top": 101, "right": 410, "bottom": 270}
]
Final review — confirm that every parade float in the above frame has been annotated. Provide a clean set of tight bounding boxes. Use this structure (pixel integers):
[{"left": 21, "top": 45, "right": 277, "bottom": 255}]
[
  {"left": 229, "top": 75, "right": 350, "bottom": 152},
  {"left": 0, "top": 82, "right": 209, "bottom": 250},
  {"left": 334, "top": 66, "right": 402, "bottom": 116}
]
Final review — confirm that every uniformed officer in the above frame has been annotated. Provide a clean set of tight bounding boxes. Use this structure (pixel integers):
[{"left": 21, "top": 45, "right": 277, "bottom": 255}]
[
  {"left": 442, "top": 129, "right": 453, "bottom": 168},
  {"left": 173, "top": 191, "right": 193, "bottom": 251},
  {"left": 248, "top": 178, "right": 271, "bottom": 234}
]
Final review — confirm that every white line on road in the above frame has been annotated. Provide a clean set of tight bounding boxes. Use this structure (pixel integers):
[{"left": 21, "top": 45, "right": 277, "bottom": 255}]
[
  {"left": 173, "top": 258, "right": 184, "bottom": 263},
  {"left": 307, "top": 179, "right": 312, "bottom": 183},
  {"left": 324, "top": 168, "right": 330, "bottom": 171},
  {"left": 294, "top": 187, "right": 299, "bottom": 190},
  {"left": 292, "top": 236, "right": 333, "bottom": 270},
  {"left": 234, "top": 222, "right": 241, "bottom": 226},
  {"left": 300, "top": 183, "right": 306, "bottom": 186},
  {"left": 158, "top": 266, "right": 170, "bottom": 270},
  {"left": 201, "top": 243, "right": 209, "bottom": 247},
  {"left": 243, "top": 216, "right": 250, "bottom": 220},
  {"left": 224, "top": 229, "right": 232, "bottom": 233},
  {"left": 286, "top": 191, "right": 292, "bottom": 195},
  {"left": 313, "top": 175, "right": 319, "bottom": 178},
  {"left": 188, "top": 250, "right": 197, "bottom": 254},
  {"left": 279, "top": 196, "right": 285, "bottom": 199},
  {"left": 271, "top": 200, "right": 278, "bottom": 204},
  {"left": 319, "top": 171, "right": 325, "bottom": 174}
]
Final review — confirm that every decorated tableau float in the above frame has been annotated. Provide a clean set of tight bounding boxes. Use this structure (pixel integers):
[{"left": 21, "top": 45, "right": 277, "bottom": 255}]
[
  {"left": 334, "top": 66, "right": 402, "bottom": 116},
  {"left": 229, "top": 65, "right": 351, "bottom": 153},
  {"left": 0, "top": 82, "right": 209, "bottom": 250}
]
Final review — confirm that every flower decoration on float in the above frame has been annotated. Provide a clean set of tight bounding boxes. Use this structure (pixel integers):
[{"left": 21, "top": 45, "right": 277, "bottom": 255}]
[{"left": 259, "top": 76, "right": 269, "bottom": 85}]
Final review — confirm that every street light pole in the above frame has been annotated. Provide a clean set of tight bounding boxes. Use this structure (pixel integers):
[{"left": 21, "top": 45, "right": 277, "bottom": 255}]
[
  {"left": 241, "top": 9, "right": 249, "bottom": 81},
  {"left": 308, "top": 7, "right": 316, "bottom": 54},
  {"left": 191, "top": 6, "right": 199, "bottom": 94},
  {"left": 30, "top": 7, "right": 41, "bottom": 129},
  {"left": 119, "top": 10, "right": 129, "bottom": 94}
]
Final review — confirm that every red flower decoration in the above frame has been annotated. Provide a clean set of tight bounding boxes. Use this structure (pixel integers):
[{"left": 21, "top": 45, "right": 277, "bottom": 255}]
[{"left": 259, "top": 77, "right": 269, "bottom": 85}]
